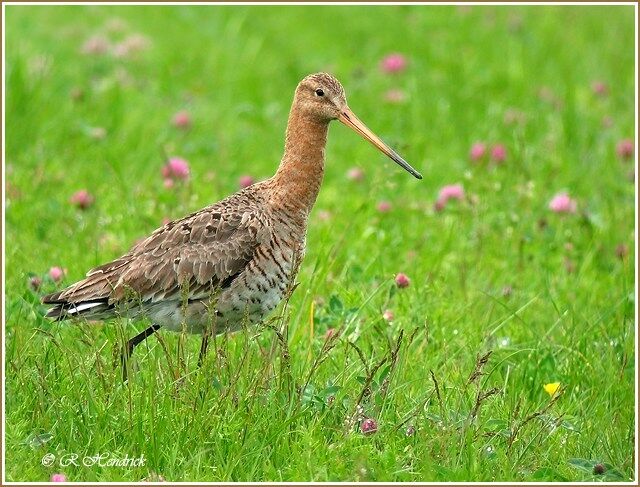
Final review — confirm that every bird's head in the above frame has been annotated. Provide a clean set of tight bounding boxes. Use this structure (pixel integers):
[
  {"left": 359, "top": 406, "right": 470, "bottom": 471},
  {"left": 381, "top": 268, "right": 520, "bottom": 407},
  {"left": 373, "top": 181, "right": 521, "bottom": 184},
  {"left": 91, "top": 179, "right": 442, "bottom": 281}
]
[{"left": 294, "top": 72, "right": 422, "bottom": 179}]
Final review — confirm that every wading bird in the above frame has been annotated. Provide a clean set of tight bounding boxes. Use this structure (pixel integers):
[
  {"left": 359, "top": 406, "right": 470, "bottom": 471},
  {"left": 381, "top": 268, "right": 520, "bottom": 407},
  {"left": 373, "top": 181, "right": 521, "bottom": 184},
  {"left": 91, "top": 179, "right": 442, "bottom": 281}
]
[{"left": 42, "top": 73, "right": 422, "bottom": 379}]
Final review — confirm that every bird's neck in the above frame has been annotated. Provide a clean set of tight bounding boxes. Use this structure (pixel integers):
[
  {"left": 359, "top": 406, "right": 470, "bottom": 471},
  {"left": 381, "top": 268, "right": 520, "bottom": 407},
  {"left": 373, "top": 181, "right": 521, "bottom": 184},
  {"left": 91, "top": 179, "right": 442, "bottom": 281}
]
[{"left": 271, "top": 105, "right": 328, "bottom": 217}]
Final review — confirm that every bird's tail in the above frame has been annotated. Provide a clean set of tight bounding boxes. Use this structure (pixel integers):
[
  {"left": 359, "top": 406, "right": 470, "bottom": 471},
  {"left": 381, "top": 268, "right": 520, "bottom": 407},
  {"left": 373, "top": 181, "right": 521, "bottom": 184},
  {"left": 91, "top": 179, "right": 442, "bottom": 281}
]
[{"left": 42, "top": 294, "right": 114, "bottom": 321}]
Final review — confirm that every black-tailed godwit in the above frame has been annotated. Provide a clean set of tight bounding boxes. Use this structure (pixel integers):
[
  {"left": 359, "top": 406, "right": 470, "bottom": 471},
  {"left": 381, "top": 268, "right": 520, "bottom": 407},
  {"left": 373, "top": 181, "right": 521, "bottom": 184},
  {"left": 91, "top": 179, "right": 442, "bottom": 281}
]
[{"left": 42, "top": 73, "right": 422, "bottom": 378}]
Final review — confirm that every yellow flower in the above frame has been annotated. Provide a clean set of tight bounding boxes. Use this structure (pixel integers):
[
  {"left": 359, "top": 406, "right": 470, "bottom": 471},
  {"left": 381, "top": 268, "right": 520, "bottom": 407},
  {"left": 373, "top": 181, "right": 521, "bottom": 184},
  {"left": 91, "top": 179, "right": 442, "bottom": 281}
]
[{"left": 543, "top": 382, "right": 561, "bottom": 397}]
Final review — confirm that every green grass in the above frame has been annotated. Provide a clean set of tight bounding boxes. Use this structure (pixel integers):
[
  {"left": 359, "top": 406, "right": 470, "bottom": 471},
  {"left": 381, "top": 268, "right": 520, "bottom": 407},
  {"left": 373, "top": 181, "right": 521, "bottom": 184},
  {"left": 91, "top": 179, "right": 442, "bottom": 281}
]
[{"left": 4, "top": 4, "right": 636, "bottom": 482}]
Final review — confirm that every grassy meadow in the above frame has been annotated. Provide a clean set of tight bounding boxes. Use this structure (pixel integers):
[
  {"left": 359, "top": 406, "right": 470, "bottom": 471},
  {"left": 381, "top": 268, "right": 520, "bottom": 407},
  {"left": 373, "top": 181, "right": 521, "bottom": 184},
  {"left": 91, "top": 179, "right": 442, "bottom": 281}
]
[{"left": 3, "top": 4, "right": 637, "bottom": 482}]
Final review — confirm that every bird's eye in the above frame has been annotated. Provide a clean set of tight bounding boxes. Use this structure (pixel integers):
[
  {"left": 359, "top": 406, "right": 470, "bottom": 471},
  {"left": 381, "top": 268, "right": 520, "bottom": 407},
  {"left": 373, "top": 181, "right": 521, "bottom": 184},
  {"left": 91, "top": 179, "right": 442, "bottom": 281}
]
[{"left": 315, "top": 88, "right": 325, "bottom": 97}]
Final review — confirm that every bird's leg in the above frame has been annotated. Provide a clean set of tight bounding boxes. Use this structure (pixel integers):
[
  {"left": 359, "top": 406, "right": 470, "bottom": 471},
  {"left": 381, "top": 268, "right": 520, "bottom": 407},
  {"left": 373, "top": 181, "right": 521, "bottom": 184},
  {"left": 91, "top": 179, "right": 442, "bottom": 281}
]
[
  {"left": 121, "top": 323, "right": 162, "bottom": 381},
  {"left": 197, "top": 330, "right": 211, "bottom": 368}
]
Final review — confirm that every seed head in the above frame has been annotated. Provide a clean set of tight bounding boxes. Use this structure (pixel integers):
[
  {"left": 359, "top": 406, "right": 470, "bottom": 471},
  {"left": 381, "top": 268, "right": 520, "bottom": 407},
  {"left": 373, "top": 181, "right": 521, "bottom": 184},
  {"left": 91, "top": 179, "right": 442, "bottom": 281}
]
[
  {"left": 239, "top": 175, "right": 255, "bottom": 188},
  {"left": 591, "top": 81, "right": 609, "bottom": 96},
  {"left": 346, "top": 167, "right": 365, "bottom": 181},
  {"left": 377, "top": 200, "right": 392, "bottom": 213},
  {"left": 70, "top": 189, "right": 94, "bottom": 210},
  {"left": 325, "top": 328, "right": 337, "bottom": 340},
  {"left": 49, "top": 267, "right": 65, "bottom": 283},
  {"left": 395, "top": 273, "right": 410, "bottom": 288},
  {"left": 172, "top": 110, "right": 191, "bottom": 129},
  {"left": 469, "top": 142, "right": 486, "bottom": 162},
  {"left": 548, "top": 193, "right": 577, "bottom": 214},
  {"left": 360, "top": 418, "right": 378, "bottom": 435},
  {"left": 162, "top": 157, "right": 190, "bottom": 181},
  {"left": 593, "top": 463, "right": 606, "bottom": 475},
  {"left": 490, "top": 144, "right": 507, "bottom": 163},
  {"left": 438, "top": 184, "right": 465, "bottom": 202},
  {"left": 616, "top": 139, "right": 634, "bottom": 160},
  {"left": 384, "top": 89, "right": 407, "bottom": 104},
  {"left": 29, "top": 276, "right": 42, "bottom": 291},
  {"left": 380, "top": 53, "right": 407, "bottom": 73},
  {"left": 616, "top": 244, "right": 629, "bottom": 260}
]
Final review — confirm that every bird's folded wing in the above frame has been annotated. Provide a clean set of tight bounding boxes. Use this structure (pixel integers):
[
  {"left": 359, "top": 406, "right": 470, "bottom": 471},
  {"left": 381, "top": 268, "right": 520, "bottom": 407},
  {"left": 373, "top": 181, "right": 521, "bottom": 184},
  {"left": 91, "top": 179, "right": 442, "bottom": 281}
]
[{"left": 43, "top": 196, "right": 267, "bottom": 306}]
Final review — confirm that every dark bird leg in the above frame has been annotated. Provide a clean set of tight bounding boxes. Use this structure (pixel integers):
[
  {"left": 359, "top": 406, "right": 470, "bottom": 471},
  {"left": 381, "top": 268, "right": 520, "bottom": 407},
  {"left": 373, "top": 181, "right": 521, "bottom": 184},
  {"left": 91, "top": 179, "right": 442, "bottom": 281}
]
[
  {"left": 121, "top": 323, "right": 162, "bottom": 381},
  {"left": 198, "top": 331, "right": 210, "bottom": 368}
]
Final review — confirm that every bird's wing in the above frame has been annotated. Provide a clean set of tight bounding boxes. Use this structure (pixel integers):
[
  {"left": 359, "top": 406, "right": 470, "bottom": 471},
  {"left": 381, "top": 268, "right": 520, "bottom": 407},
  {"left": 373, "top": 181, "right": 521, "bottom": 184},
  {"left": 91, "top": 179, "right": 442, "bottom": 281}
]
[{"left": 43, "top": 192, "right": 267, "bottom": 308}]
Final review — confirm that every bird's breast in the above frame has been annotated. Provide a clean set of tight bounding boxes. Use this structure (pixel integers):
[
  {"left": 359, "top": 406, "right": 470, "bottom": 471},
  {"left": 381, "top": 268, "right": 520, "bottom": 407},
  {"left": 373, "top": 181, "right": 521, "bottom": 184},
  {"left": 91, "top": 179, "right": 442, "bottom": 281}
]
[{"left": 216, "top": 232, "right": 304, "bottom": 329}]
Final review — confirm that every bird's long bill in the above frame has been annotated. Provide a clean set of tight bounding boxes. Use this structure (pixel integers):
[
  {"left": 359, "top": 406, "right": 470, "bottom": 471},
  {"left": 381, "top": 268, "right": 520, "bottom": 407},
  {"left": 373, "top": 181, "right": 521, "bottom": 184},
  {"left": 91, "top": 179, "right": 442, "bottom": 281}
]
[{"left": 338, "top": 107, "right": 422, "bottom": 179}]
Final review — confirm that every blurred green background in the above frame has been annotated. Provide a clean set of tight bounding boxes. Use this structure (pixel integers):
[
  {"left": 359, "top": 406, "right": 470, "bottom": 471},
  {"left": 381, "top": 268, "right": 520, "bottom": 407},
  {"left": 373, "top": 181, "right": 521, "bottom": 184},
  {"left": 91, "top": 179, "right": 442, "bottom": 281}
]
[{"left": 4, "top": 5, "right": 636, "bottom": 482}]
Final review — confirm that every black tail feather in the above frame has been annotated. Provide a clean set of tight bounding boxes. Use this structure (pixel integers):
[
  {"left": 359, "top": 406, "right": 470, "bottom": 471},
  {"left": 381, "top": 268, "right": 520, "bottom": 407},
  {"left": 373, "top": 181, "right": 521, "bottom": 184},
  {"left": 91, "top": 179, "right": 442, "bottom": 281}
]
[{"left": 43, "top": 299, "right": 114, "bottom": 321}]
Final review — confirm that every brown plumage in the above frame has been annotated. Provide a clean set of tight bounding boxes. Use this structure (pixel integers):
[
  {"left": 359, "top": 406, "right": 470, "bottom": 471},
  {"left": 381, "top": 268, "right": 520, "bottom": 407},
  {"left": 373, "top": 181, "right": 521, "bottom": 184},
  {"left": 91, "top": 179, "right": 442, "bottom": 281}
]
[{"left": 42, "top": 73, "right": 422, "bottom": 375}]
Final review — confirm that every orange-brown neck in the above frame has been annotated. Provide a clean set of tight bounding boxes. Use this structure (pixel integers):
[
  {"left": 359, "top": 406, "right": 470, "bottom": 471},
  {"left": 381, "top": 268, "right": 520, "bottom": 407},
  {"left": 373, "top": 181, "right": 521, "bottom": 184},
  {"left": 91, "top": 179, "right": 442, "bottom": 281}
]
[{"left": 270, "top": 104, "right": 329, "bottom": 216}]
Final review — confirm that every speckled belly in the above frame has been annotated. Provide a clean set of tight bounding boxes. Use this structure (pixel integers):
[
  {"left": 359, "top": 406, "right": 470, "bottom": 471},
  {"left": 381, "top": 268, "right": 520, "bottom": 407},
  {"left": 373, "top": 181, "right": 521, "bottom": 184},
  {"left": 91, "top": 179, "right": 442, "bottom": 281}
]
[
  {"left": 148, "top": 239, "right": 302, "bottom": 334},
  {"left": 216, "top": 259, "right": 292, "bottom": 329}
]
